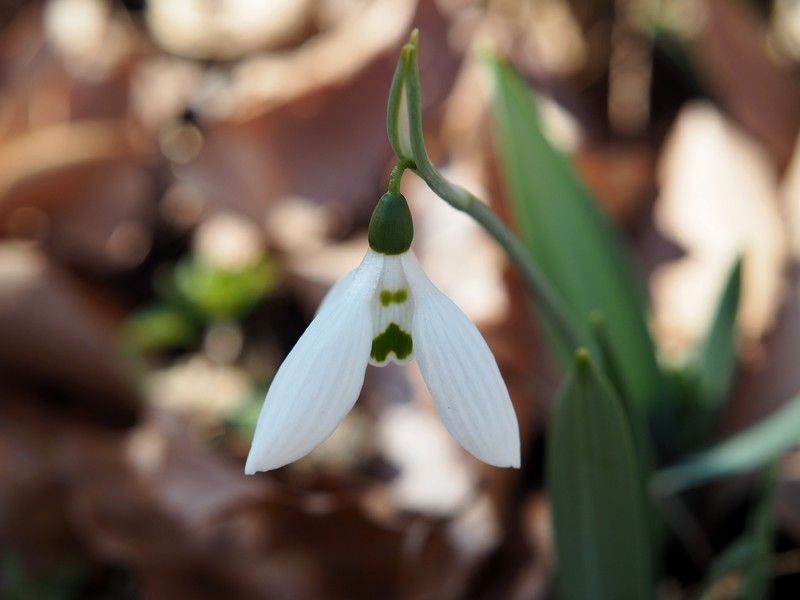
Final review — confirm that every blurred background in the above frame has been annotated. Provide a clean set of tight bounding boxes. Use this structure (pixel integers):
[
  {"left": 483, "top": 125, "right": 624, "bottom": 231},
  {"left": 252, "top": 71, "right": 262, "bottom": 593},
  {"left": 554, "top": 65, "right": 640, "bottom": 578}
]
[{"left": 1, "top": 0, "right": 800, "bottom": 597}]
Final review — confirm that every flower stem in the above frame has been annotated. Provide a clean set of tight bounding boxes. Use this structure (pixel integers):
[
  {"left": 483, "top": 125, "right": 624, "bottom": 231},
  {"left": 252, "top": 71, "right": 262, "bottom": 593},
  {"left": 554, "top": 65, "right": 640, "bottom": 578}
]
[
  {"left": 400, "top": 35, "right": 582, "bottom": 351},
  {"left": 388, "top": 159, "right": 415, "bottom": 194}
]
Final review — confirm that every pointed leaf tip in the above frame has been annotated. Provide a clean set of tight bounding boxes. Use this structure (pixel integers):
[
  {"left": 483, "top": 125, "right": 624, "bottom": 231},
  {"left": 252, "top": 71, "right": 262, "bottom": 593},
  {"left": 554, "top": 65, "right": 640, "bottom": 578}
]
[
  {"left": 575, "top": 347, "right": 591, "bottom": 367},
  {"left": 697, "top": 254, "right": 743, "bottom": 412},
  {"left": 548, "top": 354, "right": 652, "bottom": 599}
]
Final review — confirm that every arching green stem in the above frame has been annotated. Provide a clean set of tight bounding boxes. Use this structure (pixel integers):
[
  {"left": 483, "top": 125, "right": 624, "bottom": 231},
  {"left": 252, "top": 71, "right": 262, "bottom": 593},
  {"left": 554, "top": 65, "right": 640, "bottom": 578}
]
[
  {"left": 394, "top": 33, "right": 581, "bottom": 351},
  {"left": 388, "top": 159, "right": 415, "bottom": 194}
]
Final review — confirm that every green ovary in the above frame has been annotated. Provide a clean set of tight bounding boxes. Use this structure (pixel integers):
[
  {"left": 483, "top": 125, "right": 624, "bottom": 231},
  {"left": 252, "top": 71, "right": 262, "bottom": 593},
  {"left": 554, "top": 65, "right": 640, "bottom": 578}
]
[{"left": 370, "top": 322, "right": 413, "bottom": 362}]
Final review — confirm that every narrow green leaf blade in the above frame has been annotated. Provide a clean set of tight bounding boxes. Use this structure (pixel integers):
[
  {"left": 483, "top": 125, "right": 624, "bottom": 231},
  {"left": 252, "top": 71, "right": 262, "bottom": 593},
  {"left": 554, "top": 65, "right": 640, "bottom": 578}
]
[
  {"left": 548, "top": 350, "right": 653, "bottom": 600},
  {"left": 489, "top": 60, "right": 661, "bottom": 413},
  {"left": 697, "top": 256, "right": 743, "bottom": 411},
  {"left": 589, "top": 311, "right": 655, "bottom": 471},
  {"left": 741, "top": 463, "right": 779, "bottom": 600},
  {"left": 702, "top": 463, "right": 778, "bottom": 600},
  {"left": 653, "top": 395, "right": 800, "bottom": 494}
]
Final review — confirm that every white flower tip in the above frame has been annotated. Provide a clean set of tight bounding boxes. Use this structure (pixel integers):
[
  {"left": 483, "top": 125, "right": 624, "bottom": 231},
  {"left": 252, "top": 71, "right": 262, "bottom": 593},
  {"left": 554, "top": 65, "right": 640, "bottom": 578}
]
[
  {"left": 497, "top": 452, "right": 521, "bottom": 470},
  {"left": 243, "top": 457, "right": 259, "bottom": 475},
  {"left": 476, "top": 432, "right": 521, "bottom": 469},
  {"left": 507, "top": 431, "right": 522, "bottom": 469},
  {"left": 507, "top": 453, "right": 522, "bottom": 470},
  {"left": 244, "top": 446, "right": 298, "bottom": 474},
  {"left": 243, "top": 453, "right": 271, "bottom": 475},
  {"left": 399, "top": 251, "right": 523, "bottom": 472}
]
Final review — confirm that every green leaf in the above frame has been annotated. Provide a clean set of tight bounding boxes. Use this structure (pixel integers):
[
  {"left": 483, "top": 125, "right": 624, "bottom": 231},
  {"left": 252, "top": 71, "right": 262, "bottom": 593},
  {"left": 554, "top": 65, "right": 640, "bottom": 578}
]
[
  {"left": 701, "top": 463, "right": 778, "bottom": 600},
  {"left": 653, "top": 394, "right": 800, "bottom": 494},
  {"left": 678, "top": 257, "right": 743, "bottom": 451},
  {"left": 740, "top": 464, "right": 779, "bottom": 600},
  {"left": 399, "top": 35, "right": 582, "bottom": 351},
  {"left": 1, "top": 552, "right": 91, "bottom": 600},
  {"left": 174, "top": 257, "right": 277, "bottom": 321},
  {"left": 697, "top": 256, "right": 742, "bottom": 412},
  {"left": 122, "top": 305, "right": 197, "bottom": 353},
  {"left": 548, "top": 349, "right": 653, "bottom": 600},
  {"left": 489, "top": 60, "right": 662, "bottom": 414},
  {"left": 588, "top": 311, "right": 626, "bottom": 405},
  {"left": 589, "top": 311, "right": 655, "bottom": 470}
]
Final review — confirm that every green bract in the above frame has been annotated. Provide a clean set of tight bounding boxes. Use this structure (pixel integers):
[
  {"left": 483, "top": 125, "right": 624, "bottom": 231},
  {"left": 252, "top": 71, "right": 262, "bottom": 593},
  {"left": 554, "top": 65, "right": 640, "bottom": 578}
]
[{"left": 368, "top": 191, "right": 414, "bottom": 255}]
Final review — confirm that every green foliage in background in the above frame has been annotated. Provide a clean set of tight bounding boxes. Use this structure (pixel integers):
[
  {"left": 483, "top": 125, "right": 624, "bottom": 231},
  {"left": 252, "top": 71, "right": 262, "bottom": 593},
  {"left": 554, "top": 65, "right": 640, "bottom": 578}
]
[
  {"left": 489, "top": 62, "right": 661, "bottom": 597},
  {"left": 0, "top": 553, "right": 135, "bottom": 600},
  {"left": 391, "top": 34, "right": 796, "bottom": 598},
  {"left": 123, "top": 254, "right": 278, "bottom": 355},
  {"left": 122, "top": 305, "right": 197, "bottom": 354},
  {"left": 174, "top": 257, "right": 277, "bottom": 321},
  {"left": 485, "top": 58, "right": 783, "bottom": 599},
  {"left": 668, "top": 257, "right": 744, "bottom": 452},
  {"left": 700, "top": 464, "right": 778, "bottom": 600},
  {"left": 489, "top": 60, "right": 662, "bottom": 417},
  {"left": 697, "top": 257, "right": 742, "bottom": 412},
  {"left": 588, "top": 311, "right": 654, "bottom": 469},
  {"left": 547, "top": 351, "right": 653, "bottom": 600},
  {"left": 653, "top": 395, "right": 800, "bottom": 494}
]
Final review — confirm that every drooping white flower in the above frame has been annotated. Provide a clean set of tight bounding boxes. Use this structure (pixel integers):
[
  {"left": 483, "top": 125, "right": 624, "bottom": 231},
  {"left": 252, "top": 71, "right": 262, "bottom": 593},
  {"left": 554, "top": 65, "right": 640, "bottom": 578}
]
[{"left": 245, "top": 192, "right": 520, "bottom": 473}]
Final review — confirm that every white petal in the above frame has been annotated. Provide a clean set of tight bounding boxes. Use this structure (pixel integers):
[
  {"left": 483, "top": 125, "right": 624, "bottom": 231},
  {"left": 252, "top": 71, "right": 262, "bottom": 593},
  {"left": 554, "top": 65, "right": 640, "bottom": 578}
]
[
  {"left": 245, "top": 250, "right": 383, "bottom": 473},
  {"left": 316, "top": 267, "right": 358, "bottom": 317},
  {"left": 402, "top": 252, "right": 520, "bottom": 468}
]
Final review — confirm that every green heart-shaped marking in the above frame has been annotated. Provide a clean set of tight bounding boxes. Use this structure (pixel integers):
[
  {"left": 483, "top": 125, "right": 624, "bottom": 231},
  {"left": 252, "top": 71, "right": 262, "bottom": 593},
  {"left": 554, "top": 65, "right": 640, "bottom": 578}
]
[{"left": 371, "top": 322, "right": 413, "bottom": 362}]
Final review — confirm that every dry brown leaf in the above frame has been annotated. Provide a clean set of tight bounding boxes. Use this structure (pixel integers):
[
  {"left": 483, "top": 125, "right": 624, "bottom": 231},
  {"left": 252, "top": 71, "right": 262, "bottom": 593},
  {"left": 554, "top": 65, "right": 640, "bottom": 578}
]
[
  {"left": 90, "top": 407, "right": 470, "bottom": 598},
  {"left": 0, "top": 121, "right": 156, "bottom": 273},
  {"left": 577, "top": 143, "right": 655, "bottom": 222},
  {"left": 0, "top": 243, "right": 139, "bottom": 424},
  {"left": 724, "top": 274, "right": 800, "bottom": 433},
  {"left": 509, "top": 493, "right": 553, "bottom": 600},
  {"left": 146, "top": 0, "right": 313, "bottom": 60},
  {"left": 691, "top": 0, "right": 800, "bottom": 169},
  {"left": 651, "top": 102, "right": 788, "bottom": 359},
  {"left": 781, "top": 133, "right": 800, "bottom": 261},
  {"left": 0, "top": 408, "right": 119, "bottom": 575},
  {"left": 229, "top": 0, "right": 417, "bottom": 114}
]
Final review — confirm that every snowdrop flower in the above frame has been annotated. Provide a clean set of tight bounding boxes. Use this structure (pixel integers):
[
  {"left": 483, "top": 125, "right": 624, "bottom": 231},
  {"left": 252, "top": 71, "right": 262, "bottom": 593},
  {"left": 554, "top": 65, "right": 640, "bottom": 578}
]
[{"left": 245, "top": 191, "right": 520, "bottom": 473}]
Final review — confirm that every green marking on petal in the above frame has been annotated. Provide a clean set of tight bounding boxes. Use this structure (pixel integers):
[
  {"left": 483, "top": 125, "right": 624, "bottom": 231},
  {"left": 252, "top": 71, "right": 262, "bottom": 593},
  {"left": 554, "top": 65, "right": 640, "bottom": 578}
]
[
  {"left": 379, "top": 289, "right": 408, "bottom": 306},
  {"left": 371, "top": 322, "right": 413, "bottom": 362}
]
